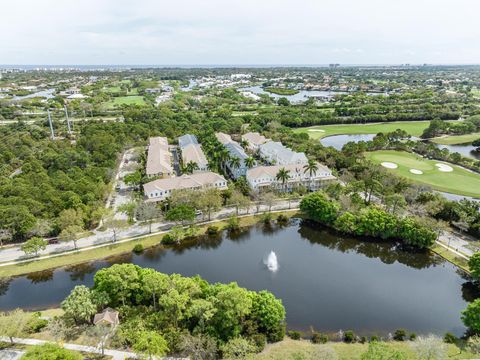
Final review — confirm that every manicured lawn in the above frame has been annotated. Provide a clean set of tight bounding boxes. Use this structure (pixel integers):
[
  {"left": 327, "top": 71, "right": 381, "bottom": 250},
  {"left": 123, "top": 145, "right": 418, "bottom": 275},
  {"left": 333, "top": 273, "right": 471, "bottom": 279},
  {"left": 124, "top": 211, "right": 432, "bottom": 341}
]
[
  {"left": 432, "top": 132, "right": 480, "bottom": 145},
  {"left": 295, "top": 121, "right": 435, "bottom": 140},
  {"left": 365, "top": 150, "right": 480, "bottom": 198},
  {"left": 257, "top": 338, "right": 476, "bottom": 360},
  {"left": 102, "top": 96, "right": 146, "bottom": 109}
]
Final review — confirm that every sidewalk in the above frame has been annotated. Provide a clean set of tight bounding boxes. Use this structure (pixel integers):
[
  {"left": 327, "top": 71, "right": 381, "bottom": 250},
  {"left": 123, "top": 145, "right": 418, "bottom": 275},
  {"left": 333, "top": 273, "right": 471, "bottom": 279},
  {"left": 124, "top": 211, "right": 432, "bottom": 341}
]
[{"left": 0, "top": 337, "right": 137, "bottom": 360}]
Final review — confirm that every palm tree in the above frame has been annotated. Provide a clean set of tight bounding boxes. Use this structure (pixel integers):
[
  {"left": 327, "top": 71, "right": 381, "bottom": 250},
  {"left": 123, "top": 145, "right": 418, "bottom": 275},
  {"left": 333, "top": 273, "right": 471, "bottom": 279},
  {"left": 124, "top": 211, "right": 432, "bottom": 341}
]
[
  {"left": 240, "top": 139, "right": 250, "bottom": 149},
  {"left": 229, "top": 156, "right": 241, "bottom": 172},
  {"left": 303, "top": 159, "right": 319, "bottom": 191},
  {"left": 184, "top": 161, "right": 199, "bottom": 174},
  {"left": 245, "top": 156, "right": 255, "bottom": 169},
  {"left": 276, "top": 168, "right": 291, "bottom": 193}
]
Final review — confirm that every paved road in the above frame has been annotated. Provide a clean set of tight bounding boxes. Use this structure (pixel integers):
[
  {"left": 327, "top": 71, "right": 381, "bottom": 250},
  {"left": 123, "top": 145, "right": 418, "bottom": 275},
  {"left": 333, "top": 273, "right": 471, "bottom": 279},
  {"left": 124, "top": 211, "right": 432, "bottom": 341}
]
[
  {"left": 0, "top": 200, "right": 300, "bottom": 264},
  {"left": 0, "top": 337, "right": 138, "bottom": 360}
]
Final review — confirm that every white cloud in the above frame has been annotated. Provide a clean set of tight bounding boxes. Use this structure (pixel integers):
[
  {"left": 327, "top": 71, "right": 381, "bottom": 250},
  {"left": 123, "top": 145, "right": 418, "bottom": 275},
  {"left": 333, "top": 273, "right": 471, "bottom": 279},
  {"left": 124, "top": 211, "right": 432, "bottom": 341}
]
[{"left": 0, "top": 0, "right": 479, "bottom": 64}]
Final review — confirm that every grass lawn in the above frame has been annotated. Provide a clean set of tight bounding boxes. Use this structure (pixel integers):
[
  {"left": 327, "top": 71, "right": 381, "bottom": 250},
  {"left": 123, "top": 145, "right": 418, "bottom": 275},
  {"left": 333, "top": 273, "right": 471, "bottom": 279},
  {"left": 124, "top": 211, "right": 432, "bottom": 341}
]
[
  {"left": 256, "top": 338, "right": 476, "bottom": 360},
  {"left": 102, "top": 96, "right": 146, "bottom": 109},
  {"left": 295, "top": 121, "right": 435, "bottom": 140},
  {"left": 365, "top": 150, "right": 480, "bottom": 198},
  {"left": 431, "top": 132, "right": 480, "bottom": 145},
  {"left": 0, "top": 211, "right": 300, "bottom": 278}
]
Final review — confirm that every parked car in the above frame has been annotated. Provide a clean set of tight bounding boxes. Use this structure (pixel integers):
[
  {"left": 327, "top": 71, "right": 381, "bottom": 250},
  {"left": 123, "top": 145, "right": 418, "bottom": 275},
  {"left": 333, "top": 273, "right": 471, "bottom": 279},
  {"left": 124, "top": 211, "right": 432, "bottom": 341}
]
[{"left": 48, "top": 239, "right": 59, "bottom": 244}]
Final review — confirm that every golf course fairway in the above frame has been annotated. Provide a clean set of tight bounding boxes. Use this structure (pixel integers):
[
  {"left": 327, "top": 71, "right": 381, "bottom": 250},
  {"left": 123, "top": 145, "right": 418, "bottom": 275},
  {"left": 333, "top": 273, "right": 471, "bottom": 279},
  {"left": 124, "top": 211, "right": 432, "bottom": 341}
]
[{"left": 365, "top": 150, "right": 480, "bottom": 198}]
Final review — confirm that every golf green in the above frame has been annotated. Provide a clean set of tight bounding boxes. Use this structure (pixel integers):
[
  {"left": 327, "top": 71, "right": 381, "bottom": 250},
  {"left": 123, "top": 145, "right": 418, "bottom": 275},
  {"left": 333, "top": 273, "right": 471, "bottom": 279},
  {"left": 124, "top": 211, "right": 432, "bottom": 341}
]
[{"left": 365, "top": 150, "right": 480, "bottom": 198}]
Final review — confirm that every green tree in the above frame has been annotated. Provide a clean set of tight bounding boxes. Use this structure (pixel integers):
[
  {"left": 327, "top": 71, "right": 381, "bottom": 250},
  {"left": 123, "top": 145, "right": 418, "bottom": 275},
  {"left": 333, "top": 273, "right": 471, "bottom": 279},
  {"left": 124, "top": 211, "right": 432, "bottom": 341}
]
[
  {"left": 21, "top": 236, "right": 47, "bottom": 257},
  {"left": 334, "top": 212, "right": 357, "bottom": 234},
  {"left": 0, "top": 309, "right": 30, "bottom": 344},
  {"left": 118, "top": 202, "right": 137, "bottom": 223},
  {"left": 229, "top": 156, "right": 241, "bottom": 170},
  {"left": 0, "top": 205, "right": 36, "bottom": 239},
  {"left": 276, "top": 168, "right": 291, "bottom": 192},
  {"left": 178, "top": 333, "right": 218, "bottom": 360},
  {"left": 61, "top": 285, "right": 97, "bottom": 324},
  {"left": 303, "top": 159, "right": 319, "bottom": 190},
  {"left": 462, "top": 299, "right": 480, "bottom": 332},
  {"left": 196, "top": 188, "right": 223, "bottom": 221},
  {"left": 245, "top": 156, "right": 255, "bottom": 169},
  {"left": 133, "top": 330, "right": 169, "bottom": 360},
  {"left": 93, "top": 263, "right": 143, "bottom": 307},
  {"left": 469, "top": 253, "right": 480, "bottom": 280},
  {"left": 300, "top": 192, "right": 338, "bottom": 225},
  {"left": 124, "top": 171, "right": 142, "bottom": 186},
  {"left": 166, "top": 204, "right": 196, "bottom": 225},
  {"left": 251, "top": 290, "right": 286, "bottom": 342},
  {"left": 58, "top": 225, "right": 83, "bottom": 250},
  {"left": 227, "top": 190, "right": 251, "bottom": 215},
  {"left": 136, "top": 202, "right": 160, "bottom": 233},
  {"left": 86, "top": 323, "right": 115, "bottom": 356},
  {"left": 184, "top": 161, "right": 199, "bottom": 174},
  {"left": 57, "top": 208, "right": 84, "bottom": 232},
  {"left": 21, "top": 343, "right": 82, "bottom": 360}
]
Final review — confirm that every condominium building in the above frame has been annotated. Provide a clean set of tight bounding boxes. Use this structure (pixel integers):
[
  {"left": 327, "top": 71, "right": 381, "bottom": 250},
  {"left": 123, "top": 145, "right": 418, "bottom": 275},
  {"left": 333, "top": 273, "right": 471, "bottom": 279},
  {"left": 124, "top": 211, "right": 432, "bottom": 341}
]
[
  {"left": 246, "top": 163, "right": 336, "bottom": 192},
  {"left": 146, "top": 137, "right": 174, "bottom": 178},
  {"left": 242, "top": 132, "right": 269, "bottom": 152},
  {"left": 178, "top": 134, "right": 209, "bottom": 172},
  {"left": 259, "top": 141, "right": 308, "bottom": 166},
  {"left": 144, "top": 171, "right": 228, "bottom": 201}
]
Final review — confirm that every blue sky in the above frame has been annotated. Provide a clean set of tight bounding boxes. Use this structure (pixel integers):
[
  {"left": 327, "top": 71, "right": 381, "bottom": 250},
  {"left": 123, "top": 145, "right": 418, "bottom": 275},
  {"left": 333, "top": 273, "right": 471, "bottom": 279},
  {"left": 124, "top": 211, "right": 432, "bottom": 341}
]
[{"left": 1, "top": 0, "right": 479, "bottom": 65}]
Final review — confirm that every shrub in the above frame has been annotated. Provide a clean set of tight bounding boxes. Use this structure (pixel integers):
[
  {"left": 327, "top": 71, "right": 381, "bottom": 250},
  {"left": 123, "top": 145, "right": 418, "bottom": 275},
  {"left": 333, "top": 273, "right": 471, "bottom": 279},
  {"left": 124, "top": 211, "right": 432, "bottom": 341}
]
[
  {"left": 443, "top": 332, "right": 457, "bottom": 344},
  {"left": 393, "top": 329, "right": 407, "bottom": 341},
  {"left": 261, "top": 212, "right": 273, "bottom": 225},
  {"left": 21, "top": 343, "right": 82, "bottom": 360},
  {"left": 220, "top": 337, "right": 256, "bottom": 359},
  {"left": 360, "top": 336, "right": 367, "bottom": 344},
  {"left": 344, "top": 330, "right": 355, "bottom": 343},
  {"left": 162, "top": 233, "right": 176, "bottom": 245},
  {"left": 288, "top": 330, "right": 302, "bottom": 340},
  {"left": 132, "top": 243, "right": 144, "bottom": 254},
  {"left": 276, "top": 214, "right": 289, "bottom": 223},
  {"left": 409, "top": 333, "right": 417, "bottom": 341},
  {"left": 226, "top": 216, "right": 240, "bottom": 231},
  {"left": 311, "top": 332, "right": 328, "bottom": 344},
  {"left": 370, "top": 335, "right": 379, "bottom": 342},
  {"left": 250, "top": 333, "right": 267, "bottom": 352},
  {"left": 206, "top": 226, "right": 219, "bottom": 235},
  {"left": 27, "top": 312, "right": 48, "bottom": 333}
]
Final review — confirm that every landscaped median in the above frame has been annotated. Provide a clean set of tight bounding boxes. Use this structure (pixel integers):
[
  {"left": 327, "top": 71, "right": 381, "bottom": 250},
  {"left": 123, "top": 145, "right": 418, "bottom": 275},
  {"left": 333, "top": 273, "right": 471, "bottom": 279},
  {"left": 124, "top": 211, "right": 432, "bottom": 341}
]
[{"left": 0, "top": 210, "right": 301, "bottom": 278}]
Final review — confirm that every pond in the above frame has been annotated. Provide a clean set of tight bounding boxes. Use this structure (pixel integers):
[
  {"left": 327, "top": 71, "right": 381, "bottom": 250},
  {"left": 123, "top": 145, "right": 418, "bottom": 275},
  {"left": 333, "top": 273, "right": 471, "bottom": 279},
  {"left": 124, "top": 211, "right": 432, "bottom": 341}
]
[{"left": 0, "top": 220, "right": 473, "bottom": 336}]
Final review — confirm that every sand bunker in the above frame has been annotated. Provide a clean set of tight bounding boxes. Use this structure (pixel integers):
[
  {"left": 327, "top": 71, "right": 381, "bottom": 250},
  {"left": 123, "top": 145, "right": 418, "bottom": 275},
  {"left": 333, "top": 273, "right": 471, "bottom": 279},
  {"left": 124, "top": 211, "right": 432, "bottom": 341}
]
[
  {"left": 308, "top": 129, "right": 325, "bottom": 132},
  {"left": 381, "top": 162, "right": 398, "bottom": 169},
  {"left": 435, "top": 163, "right": 453, "bottom": 172},
  {"left": 409, "top": 169, "right": 423, "bottom": 175}
]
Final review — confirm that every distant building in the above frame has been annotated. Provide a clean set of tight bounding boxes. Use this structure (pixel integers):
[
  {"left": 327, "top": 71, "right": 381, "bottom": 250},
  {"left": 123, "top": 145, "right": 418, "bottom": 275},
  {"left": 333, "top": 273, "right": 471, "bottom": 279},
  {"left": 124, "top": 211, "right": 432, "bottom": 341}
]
[
  {"left": 246, "top": 163, "right": 335, "bottom": 192},
  {"left": 144, "top": 172, "right": 227, "bottom": 201},
  {"left": 242, "top": 132, "right": 269, "bottom": 152},
  {"left": 259, "top": 141, "right": 308, "bottom": 166},
  {"left": 146, "top": 137, "right": 174, "bottom": 178}
]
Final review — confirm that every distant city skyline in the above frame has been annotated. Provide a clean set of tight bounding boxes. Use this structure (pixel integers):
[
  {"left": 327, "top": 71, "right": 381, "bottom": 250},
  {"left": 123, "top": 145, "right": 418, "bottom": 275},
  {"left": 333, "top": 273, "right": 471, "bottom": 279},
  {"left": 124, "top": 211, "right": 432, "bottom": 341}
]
[{"left": 1, "top": 0, "right": 479, "bottom": 65}]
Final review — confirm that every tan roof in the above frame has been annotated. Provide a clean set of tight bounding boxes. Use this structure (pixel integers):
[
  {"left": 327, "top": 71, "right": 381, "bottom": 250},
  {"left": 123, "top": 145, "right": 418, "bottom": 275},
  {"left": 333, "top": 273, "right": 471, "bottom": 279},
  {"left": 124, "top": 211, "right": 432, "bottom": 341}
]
[
  {"left": 242, "top": 132, "right": 269, "bottom": 146},
  {"left": 215, "top": 132, "right": 233, "bottom": 144},
  {"left": 93, "top": 308, "right": 119, "bottom": 326},
  {"left": 247, "top": 162, "right": 332, "bottom": 180},
  {"left": 146, "top": 137, "right": 173, "bottom": 176},
  {"left": 144, "top": 171, "right": 226, "bottom": 194},
  {"left": 181, "top": 144, "right": 208, "bottom": 167}
]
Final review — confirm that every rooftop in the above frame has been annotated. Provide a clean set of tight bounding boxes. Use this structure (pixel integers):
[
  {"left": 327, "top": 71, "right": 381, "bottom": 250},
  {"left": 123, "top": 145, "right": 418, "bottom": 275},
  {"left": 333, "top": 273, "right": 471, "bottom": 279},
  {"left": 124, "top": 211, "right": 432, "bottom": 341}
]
[
  {"left": 144, "top": 171, "right": 227, "bottom": 194},
  {"left": 146, "top": 136, "right": 173, "bottom": 176}
]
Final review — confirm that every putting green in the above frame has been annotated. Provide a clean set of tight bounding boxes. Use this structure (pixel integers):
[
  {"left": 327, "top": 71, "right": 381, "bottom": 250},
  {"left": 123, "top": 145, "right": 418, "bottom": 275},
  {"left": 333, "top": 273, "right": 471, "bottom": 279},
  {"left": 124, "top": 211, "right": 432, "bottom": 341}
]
[
  {"left": 295, "top": 120, "right": 459, "bottom": 141},
  {"left": 365, "top": 150, "right": 480, "bottom": 198}
]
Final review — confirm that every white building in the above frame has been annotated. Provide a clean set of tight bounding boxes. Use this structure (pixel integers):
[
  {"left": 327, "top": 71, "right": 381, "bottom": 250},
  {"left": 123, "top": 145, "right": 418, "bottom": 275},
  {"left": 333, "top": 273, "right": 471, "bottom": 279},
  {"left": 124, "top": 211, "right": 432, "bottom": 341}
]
[
  {"left": 242, "top": 132, "right": 269, "bottom": 152},
  {"left": 246, "top": 163, "right": 335, "bottom": 192},
  {"left": 146, "top": 137, "right": 174, "bottom": 178},
  {"left": 144, "top": 172, "right": 228, "bottom": 201},
  {"left": 259, "top": 141, "right": 308, "bottom": 166}
]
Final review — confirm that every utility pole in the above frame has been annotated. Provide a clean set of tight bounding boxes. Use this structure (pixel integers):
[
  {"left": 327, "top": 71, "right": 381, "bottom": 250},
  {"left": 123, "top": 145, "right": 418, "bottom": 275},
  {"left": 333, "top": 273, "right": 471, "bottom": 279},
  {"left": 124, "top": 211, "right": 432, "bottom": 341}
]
[
  {"left": 47, "top": 109, "right": 55, "bottom": 140},
  {"left": 64, "top": 105, "right": 72, "bottom": 134}
]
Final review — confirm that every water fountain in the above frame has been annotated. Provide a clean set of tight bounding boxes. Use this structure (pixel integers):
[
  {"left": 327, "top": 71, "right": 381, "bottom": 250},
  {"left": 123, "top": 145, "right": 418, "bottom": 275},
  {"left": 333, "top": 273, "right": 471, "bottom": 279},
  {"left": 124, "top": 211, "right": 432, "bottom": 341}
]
[{"left": 264, "top": 251, "right": 279, "bottom": 272}]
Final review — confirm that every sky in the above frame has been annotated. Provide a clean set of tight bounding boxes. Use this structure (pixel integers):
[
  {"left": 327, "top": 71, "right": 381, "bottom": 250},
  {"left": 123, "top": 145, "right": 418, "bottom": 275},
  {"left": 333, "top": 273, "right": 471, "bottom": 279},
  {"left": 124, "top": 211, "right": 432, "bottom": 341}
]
[{"left": 1, "top": 0, "right": 479, "bottom": 65}]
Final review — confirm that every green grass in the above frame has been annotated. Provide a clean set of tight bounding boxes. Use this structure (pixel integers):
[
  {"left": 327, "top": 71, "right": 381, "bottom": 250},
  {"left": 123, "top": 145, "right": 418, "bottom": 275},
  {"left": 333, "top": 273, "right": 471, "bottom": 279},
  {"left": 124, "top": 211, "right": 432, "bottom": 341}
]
[
  {"left": 102, "top": 96, "right": 146, "bottom": 109},
  {"left": 256, "top": 338, "right": 476, "bottom": 360},
  {"left": 295, "top": 121, "right": 435, "bottom": 140},
  {"left": 365, "top": 150, "right": 480, "bottom": 197},
  {"left": 430, "top": 244, "right": 470, "bottom": 273},
  {"left": 431, "top": 132, "right": 480, "bottom": 145},
  {"left": 264, "top": 87, "right": 299, "bottom": 95}
]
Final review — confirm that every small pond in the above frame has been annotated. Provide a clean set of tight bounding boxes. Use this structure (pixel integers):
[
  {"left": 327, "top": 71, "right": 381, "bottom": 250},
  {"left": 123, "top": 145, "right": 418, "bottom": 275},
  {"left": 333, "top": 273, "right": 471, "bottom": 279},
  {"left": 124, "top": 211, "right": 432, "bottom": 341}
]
[{"left": 0, "top": 220, "right": 473, "bottom": 336}]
